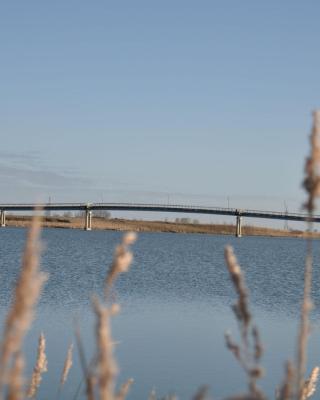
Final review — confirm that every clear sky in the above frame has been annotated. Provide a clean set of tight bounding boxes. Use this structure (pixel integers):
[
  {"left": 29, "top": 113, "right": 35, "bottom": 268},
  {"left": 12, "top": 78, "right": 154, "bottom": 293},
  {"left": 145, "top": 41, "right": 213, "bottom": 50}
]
[{"left": 1, "top": 1, "right": 320, "bottom": 215}]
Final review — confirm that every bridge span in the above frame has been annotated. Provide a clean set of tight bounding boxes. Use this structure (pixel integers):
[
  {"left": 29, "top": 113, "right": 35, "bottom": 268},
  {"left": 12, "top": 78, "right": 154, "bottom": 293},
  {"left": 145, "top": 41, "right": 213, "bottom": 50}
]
[{"left": 0, "top": 202, "right": 319, "bottom": 237}]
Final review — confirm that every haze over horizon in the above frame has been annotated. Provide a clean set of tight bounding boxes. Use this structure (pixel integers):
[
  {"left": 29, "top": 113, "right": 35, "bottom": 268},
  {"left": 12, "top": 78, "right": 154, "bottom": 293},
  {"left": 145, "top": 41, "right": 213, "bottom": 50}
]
[{"left": 1, "top": 1, "right": 320, "bottom": 217}]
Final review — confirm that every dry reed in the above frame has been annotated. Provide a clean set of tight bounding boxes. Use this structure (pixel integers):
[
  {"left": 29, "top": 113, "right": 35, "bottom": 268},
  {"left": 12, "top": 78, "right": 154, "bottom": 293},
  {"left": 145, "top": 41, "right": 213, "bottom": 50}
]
[
  {"left": 74, "top": 322, "right": 95, "bottom": 400},
  {"left": 301, "top": 367, "right": 319, "bottom": 400},
  {"left": 60, "top": 343, "right": 73, "bottom": 388},
  {"left": 303, "top": 110, "right": 320, "bottom": 213},
  {"left": 27, "top": 333, "right": 48, "bottom": 398},
  {"left": 193, "top": 386, "right": 209, "bottom": 400},
  {"left": 296, "top": 246, "right": 314, "bottom": 400},
  {"left": 7, "top": 353, "right": 25, "bottom": 400},
  {"left": 295, "top": 111, "right": 320, "bottom": 400},
  {"left": 224, "top": 245, "right": 264, "bottom": 400},
  {"left": 92, "top": 296, "right": 118, "bottom": 400},
  {"left": 84, "top": 231, "right": 136, "bottom": 400},
  {"left": 116, "top": 378, "right": 134, "bottom": 400},
  {"left": 105, "top": 232, "right": 137, "bottom": 300},
  {"left": 276, "top": 361, "right": 295, "bottom": 400},
  {"left": 0, "top": 214, "right": 47, "bottom": 397}
]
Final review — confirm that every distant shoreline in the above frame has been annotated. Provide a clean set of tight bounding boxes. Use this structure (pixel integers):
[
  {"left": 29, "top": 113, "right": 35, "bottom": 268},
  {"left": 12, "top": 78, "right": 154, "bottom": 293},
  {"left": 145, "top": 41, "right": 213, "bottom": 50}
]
[{"left": 3, "top": 215, "right": 320, "bottom": 239}]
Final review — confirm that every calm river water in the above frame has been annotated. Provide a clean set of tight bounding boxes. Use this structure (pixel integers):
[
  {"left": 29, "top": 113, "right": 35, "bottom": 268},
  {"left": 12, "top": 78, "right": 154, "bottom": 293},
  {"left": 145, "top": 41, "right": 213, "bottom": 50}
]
[{"left": 1, "top": 227, "right": 320, "bottom": 399}]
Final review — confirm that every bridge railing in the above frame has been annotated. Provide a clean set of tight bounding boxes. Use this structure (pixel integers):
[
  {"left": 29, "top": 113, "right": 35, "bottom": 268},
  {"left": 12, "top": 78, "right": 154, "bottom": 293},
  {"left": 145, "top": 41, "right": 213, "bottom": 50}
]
[{"left": 0, "top": 202, "right": 319, "bottom": 219}]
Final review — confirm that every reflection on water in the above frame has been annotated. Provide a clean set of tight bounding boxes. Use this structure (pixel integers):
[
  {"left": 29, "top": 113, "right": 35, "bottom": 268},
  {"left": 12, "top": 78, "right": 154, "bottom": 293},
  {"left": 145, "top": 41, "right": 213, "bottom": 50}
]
[{"left": 0, "top": 227, "right": 320, "bottom": 399}]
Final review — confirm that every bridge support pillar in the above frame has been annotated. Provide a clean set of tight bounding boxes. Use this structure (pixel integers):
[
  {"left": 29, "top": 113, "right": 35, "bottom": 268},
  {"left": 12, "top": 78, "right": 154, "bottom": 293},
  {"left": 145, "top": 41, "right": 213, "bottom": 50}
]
[
  {"left": 0, "top": 210, "right": 6, "bottom": 227},
  {"left": 85, "top": 209, "right": 92, "bottom": 231},
  {"left": 236, "top": 215, "right": 242, "bottom": 237}
]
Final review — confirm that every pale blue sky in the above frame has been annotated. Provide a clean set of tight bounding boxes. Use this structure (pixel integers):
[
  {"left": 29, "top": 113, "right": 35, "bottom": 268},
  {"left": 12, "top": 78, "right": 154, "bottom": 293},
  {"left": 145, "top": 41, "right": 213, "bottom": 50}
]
[{"left": 1, "top": 1, "right": 320, "bottom": 215}]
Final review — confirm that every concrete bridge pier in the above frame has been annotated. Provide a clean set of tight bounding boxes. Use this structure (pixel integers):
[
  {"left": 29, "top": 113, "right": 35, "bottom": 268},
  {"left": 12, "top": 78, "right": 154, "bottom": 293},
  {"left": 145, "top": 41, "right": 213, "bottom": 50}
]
[
  {"left": 85, "top": 209, "right": 92, "bottom": 231},
  {"left": 0, "top": 210, "right": 6, "bottom": 227},
  {"left": 236, "top": 215, "right": 242, "bottom": 237}
]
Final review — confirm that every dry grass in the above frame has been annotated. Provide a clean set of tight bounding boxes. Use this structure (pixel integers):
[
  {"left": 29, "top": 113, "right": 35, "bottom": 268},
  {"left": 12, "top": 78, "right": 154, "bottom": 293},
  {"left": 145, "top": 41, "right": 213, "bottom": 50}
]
[
  {"left": 224, "top": 246, "right": 264, "bottom": 400},
  {"left": 60, "top": 343, "right": 73, "bottom": 388},
  {"left": 0, "top": 214, "right": 47, "bottom": 397},
  {"left": 5, "top": 216, "right": 320, "bottom": 239},
  {"left": 116, "top": 378, "right": 134, "bottom": 400},
  {"left": 105, "top": 231, "right": 136, "bottom": 301},
  {"left": 91, "top": 296, "right": 118, "bottom": 400},
  {"left": 295, "top": 111, "right": 320, "bottom": 400},
  {"left": 7, "top": 353, "right": 25, "bottom": 400},
  {"left": 301, "top": 367, "right": 319, "bottom": 400},
  {"left": 276, "top": 361, "right": 295, "bottom": 400},
  {"left": 27, "top": 333, "right": 47, "bottom": 398}
]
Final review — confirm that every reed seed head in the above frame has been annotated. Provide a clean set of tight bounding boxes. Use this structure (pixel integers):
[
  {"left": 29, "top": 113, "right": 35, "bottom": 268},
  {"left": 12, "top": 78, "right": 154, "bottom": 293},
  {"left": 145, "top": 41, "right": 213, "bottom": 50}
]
[
  {"left": 224, "top": 245, "right": 251, "bottom": 327},
  {"left": 27, "top": 332, "right": 48, "bottom": 398},
  {"left": 116, "top": 378, "right": 134, "bottom": 400},
  {"left": 303, "top": 110, "right": 320, "bottom": 213},
  {"left": 122, "top": 232, "right": 137, "bottom": 246},
  {"left": 105, "top": 232, "right": 136, "bottom": 299},
  {"left": 302, "top": 366, "right": 319, "bottom": 400},
  {"left": 60, "top": 343, "right": 73, "bottom": 387}
]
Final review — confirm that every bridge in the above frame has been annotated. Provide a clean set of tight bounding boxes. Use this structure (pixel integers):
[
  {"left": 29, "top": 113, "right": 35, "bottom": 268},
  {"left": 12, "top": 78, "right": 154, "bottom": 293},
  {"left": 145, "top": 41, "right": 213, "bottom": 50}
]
[{"left": 0, "top": 202, "right": 319, "bottom": 237}]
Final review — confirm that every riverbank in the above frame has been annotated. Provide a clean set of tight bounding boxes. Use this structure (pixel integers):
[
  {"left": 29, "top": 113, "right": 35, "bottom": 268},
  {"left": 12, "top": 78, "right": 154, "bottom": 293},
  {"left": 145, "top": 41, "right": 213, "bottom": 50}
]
[{"left": 3, "top": 215, "right": 320, "bottom": 238}]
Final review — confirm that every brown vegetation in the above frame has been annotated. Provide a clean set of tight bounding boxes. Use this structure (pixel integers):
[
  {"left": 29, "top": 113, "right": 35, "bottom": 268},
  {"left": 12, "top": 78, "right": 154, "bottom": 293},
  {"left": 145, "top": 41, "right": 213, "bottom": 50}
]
[{"left": 4, "top": 215, "right": 318, "bottom": 239}]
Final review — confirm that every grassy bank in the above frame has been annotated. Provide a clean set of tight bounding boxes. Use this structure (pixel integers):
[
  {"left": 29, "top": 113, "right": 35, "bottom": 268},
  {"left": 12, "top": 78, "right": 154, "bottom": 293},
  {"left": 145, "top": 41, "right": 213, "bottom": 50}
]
[{"left": 4, "top": 215, "right": 320, "bottom": 238}]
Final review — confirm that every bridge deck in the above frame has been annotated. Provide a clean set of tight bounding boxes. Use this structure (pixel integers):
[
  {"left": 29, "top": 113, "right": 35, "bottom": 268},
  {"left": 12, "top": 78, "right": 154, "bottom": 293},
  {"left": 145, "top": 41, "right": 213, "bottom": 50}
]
[{"left": 0, "top": 203, "right": 319, "bottom": 222}]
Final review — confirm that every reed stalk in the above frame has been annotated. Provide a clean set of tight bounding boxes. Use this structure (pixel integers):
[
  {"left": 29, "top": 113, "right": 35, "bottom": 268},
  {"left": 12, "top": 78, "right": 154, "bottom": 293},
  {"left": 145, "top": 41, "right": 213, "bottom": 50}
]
[
  {"left": 60, "top": 343, "right": 73, "bottom": 388},
  {"left": 276, "top": 361, "right": 295, "bottom": 400},
  {"left": 92, "top": 296, "right": 118, "bottom": 400},
  {"left": 116, "top": 378, "right": 134, "bottom": 400},
  {"left": 296, "top": 110, "right": 320, "bottom": 400},
  {"left": 7, "top": 353, "right": 25, "bottom": 400},
  {"left": 27, "top": 333, "right": 48, "bottom": 398},
  {"left": 0, "top": 214, "right": 47, "bottom": 398},
  {"left": 86, "top": 231, "right": 136, "bottom": 400},
  {"left": 224, "top": 245, "right": 264, "bottom": 399}
]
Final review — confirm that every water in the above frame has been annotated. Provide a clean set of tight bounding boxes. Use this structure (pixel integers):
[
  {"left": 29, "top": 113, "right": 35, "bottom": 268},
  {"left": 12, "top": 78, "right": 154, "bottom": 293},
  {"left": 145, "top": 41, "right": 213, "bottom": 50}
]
[{"left": 0, "top": 227, "right": 320, "bottom": 399}]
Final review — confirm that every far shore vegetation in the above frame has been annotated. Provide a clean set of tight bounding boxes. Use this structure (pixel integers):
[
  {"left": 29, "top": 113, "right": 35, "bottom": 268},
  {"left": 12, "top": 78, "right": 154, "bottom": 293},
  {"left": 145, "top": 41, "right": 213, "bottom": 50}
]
[{"left": 3, "top": 213, "right": 320, "bottom": 239}]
